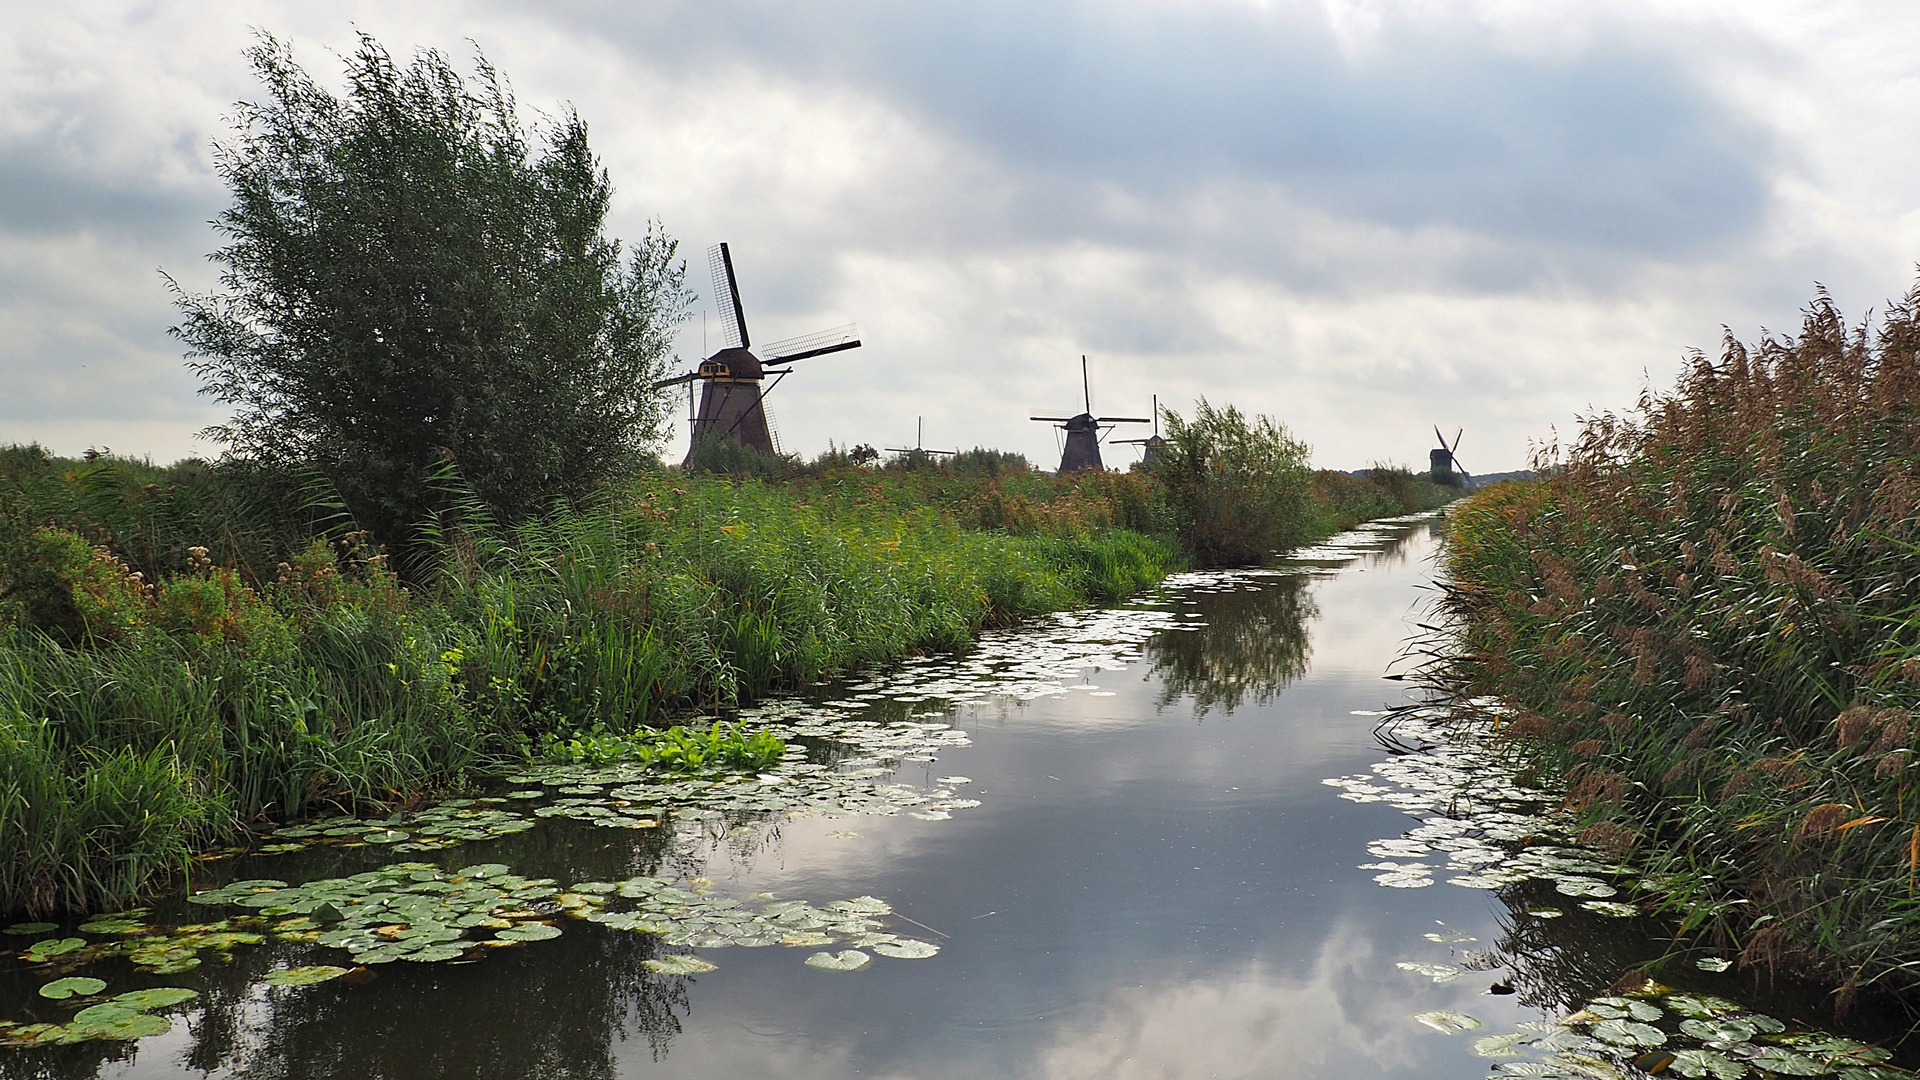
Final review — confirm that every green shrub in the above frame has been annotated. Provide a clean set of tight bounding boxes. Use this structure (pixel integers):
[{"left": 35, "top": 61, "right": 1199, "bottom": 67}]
[{"left": 1157, "top": 398, "right": 1316, "bottom": 566}]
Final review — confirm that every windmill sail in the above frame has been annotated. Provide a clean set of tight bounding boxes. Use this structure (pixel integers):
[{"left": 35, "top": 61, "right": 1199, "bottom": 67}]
[
  {"left": 708, "top": 243, "right": 749, "bottom": 349},
  {"left": 762, "top": 325, "right": 861, "bottom": 365}
]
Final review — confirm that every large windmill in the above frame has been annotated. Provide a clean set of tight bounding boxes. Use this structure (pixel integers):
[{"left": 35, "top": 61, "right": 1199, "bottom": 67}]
[
  {"left": 1429, "top": 426, "right": 1471, "bottom": 488},
  {"left": 654, "top": 243, "right": 862, "bottom": 465},
  {"left": 1030, "top": 356, "right": 1150, "bottom": 472},
  {"left": 1112, "top": 394, "right": 1167, "bottom": 465}
]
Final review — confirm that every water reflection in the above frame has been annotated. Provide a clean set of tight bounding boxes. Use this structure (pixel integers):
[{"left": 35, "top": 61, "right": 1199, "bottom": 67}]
[
  {"left": 179, "top": 928, "right": 686, "bottom": 1080},
  {"left": 1145, "top": 577, "right": 1316, "bottom": 716}
]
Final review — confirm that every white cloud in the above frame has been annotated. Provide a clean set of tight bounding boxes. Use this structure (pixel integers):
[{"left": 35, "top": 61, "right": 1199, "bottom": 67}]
[{"left": 1, "top": 0, "right": 1916, "bottom": 474}]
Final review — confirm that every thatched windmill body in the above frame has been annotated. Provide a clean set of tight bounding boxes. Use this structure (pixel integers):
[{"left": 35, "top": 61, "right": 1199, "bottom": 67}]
[
  {"left": 1031, "top": 356, "right": 1150, "bottom": 472},
  {"left": 655, "top": 243, "right": 861, "bottom": 464}
]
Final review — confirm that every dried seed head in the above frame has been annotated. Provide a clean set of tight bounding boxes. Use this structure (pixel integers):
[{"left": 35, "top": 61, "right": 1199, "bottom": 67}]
[
  {"left": 1795, "top": 802, "right": 1853, "bottom": 841},
  {"left": 1835, "top": 706, "right": 1877, "bottom": 748}
]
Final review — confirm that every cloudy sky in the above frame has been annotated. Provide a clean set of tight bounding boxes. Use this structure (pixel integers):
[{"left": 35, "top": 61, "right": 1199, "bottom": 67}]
[{"left": 4, "top": 1, "right": 1918, "bottom": 472}]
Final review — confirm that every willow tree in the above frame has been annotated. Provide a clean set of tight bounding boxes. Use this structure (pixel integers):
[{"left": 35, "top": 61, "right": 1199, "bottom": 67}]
[
  {"left": 170, "top": 33, "right": 693, "bottom": 546},
  {"left": 1156, "top": 398, "right": 1316, "bottom": 566}
]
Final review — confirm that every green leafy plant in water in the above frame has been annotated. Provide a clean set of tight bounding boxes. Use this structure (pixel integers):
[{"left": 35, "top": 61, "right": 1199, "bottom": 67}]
[{"left": 542, "top": 721, "right": 785, "bottom": 772}]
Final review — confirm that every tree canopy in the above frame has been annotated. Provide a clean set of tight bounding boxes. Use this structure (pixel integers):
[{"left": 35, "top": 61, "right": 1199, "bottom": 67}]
[
  {"left": 171, "top": 33, "right": 693, "bottom": 545},
  {"left": 1156, "top": 398, "right": 1315, "bottom": 565}
]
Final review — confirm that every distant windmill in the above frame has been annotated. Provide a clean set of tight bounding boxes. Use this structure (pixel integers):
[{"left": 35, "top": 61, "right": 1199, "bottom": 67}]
[
  {"left": 885, "top": 417, "right": 955, "bottom": 458},
  {"left": 1112, "top": 393, "right": 1168, "bottom": 465},
  {"left": 1031, "top": 357, "right": 1150, "bottom": 473},
  {"left": 1429, "top": 427, "right": 1471, "bottom": 488},
  {"left": 654, "top": 243, "right": 862, "bottom": 465}
]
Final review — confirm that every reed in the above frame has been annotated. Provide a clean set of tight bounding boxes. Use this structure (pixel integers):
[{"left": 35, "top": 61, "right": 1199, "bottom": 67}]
[{"left": 1435, "top": 282, "right": 1920, "bottom": 1000}]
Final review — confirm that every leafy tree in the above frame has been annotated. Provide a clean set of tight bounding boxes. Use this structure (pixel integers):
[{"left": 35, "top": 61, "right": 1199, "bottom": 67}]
[
  {"left": 1157, "top": 398, "right": 1315, "bottom": 565},
  {"left": 170, "top": 33, "right": 694, "bottom": 548}
]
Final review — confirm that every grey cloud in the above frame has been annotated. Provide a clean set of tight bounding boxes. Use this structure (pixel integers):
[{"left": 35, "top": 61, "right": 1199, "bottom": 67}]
[{"left": 540, "top": 0, "right": 1771, "bottom": 261}]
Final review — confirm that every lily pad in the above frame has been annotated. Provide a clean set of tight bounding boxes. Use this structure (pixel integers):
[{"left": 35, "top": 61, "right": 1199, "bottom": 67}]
[
  {"left": 3, "top": 922, "right": 59, "bottom": 936},
  {"left": 1, "top": 1022, "right": 84, "bottom": 1047},
  {"left": 1695, "top": 957, "right": 1732, "bottom": 972},
  {"left": 871, "top": 938, "right": 939, "bottom": 959},
  {"left": 1669, "top": 1049, "right": 1748, "bottom": 1079},
  {"left": 78, "top": 917, "right": 149, "bottom": 935},
  {"left": 23, "top": 937, "right": 88, "bottom": 960},
  {"left": 111, "top": 987, "right": 198, "bottom": 1010},
  {"left": 1747, "top": 1047, "right": 1827, "bottom": 1075},
  {"left": 1471, "top": 1032, "right": 1529, "bottom": 1058},
  {"left": 72, "top": 1012, "right": 170, "bottom": 1040},
  {"left": 264, "top": 965, "right": 352, "bottom": 986},
  {"left": 1412, "top": 1010, "right": 1484, "bottom": 1035},
  {"left": 1580, "top": 901, "right": 1639, "bottom": 917},
  {"left": 1591, "top": 1019, "right": 1666, "bottom": 1047},
  {"left": 1396, "top": 961, "right": 1463, "bottom": 982},
  {"left": 1680, "top": 1017, "right": 1758, "bottom": 1044},
  {"left": 805, "top": 949, "right": 872, "bottom": 972},
  {"left": 495, "top": 923, "right": 562, "bottom": 942},
  {"left": 642, "top": 953, "right": 717, "bottom": 975},
  {"left": 38, "top": 977, "right": 107, "bottom": 999}
]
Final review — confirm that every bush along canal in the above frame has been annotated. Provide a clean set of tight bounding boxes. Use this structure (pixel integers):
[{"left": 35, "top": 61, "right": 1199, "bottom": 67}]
[{"left": 2, "top": 516, "right": 1913, "bottom": 1078}]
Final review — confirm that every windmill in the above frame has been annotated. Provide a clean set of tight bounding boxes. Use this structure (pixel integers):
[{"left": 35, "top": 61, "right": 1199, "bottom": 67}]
[
  {"left": 885, "top": 417, "right": 955, "bottom": 460},
  {"left": 1429, "top": 427, "right": 1471, "bottom": 488},
  {"left": 654, "top": 243, "right": 862, "bottom": 466},
  {"left": 1031, "top": 356, "right": 1151, "bottom": 473},
  {"left": 1112, "top": 393, "right": 1168, "bottom": 466}
]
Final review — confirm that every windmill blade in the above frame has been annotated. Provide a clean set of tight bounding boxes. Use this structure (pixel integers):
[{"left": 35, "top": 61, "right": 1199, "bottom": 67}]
[
  {"left": 1082, "top": 355, "right": 1092, "bottom": 414},
  {"left": 651, "top": 371, "right": 699, "bottom": 389},
  {"left": 707, "top": 243, "right": 749, "bottom": 349},
  {"left": 760, "top": 324, "right": 861, "bottom": 364},
  {"left": 1434, "top": 425, "right": 1449, "bottom": 450},
  {"left": 1030, "top": 416, "right": 1074, "bottom": 422},
  {"left": 1111, "top": 437, "right": 1154, "bottom": 444},
  {"left": 1451, "top": 428, "right": 1463, "bottom": 454},
  {"left": 1096, "top": 416, "right": 1152, "bottom": 424}
]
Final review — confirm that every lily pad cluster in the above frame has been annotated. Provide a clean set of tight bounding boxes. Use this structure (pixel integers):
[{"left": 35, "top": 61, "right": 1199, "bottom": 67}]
[
  {"left": 1326, "top": 713, "right": 1642, "bottom": 914},
  {"left": 1353, "top": 715, "right": 1907, "bottom": 1077},
  {"left": 568, "top": 877, "right": 940, "bottom": 973},
  {"left": 0, "top": 985, "right": 197, "bottom": 1048},
  {"left": 10, "top": 917, "right": 263, "bottom": 976},
  {"left": 1413, "top": 982, "right": 1905, "bottom": 1079},
  {"left": 260, "top": 798, "right": 536, "bottom": 856},
  {"left": 187, "top": 861, "right": 567, "bottom": 965}
]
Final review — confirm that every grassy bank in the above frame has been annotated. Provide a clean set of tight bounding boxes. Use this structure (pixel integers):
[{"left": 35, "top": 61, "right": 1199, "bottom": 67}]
[
  {"left": 1435, "top": 287, "right": 1920, "bottom": 1000},
  {"left": 2, "top": 441, "right": 1449, "bottom": 916}
]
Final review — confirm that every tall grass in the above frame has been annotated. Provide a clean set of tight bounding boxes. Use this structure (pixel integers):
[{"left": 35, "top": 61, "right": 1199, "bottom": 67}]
[
  {"left": 0, "top": 468, "right": 1175, "bottom": 914},
  {"left": 1436, "top": 283, "right": 1920, "bottom": 1000}
]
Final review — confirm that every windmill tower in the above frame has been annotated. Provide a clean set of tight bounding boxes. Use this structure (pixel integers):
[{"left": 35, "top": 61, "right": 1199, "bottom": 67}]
[
  {"left": 1429, "top": 426, "right": 1471, "bottom": 488},
  {"left": 1113, "top": 394, "right": 1167, "bottom": 465},
  {"left": 655, "top": 243, "right": 862, "bottom": 465},
  {"left": 1030, "top": 356, "right": 1150, "bottom": 472}
]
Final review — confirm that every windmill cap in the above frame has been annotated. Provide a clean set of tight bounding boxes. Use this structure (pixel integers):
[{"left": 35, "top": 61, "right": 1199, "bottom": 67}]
[{"left": 703, "top": 345, "right": 764, "bottom": 379}]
